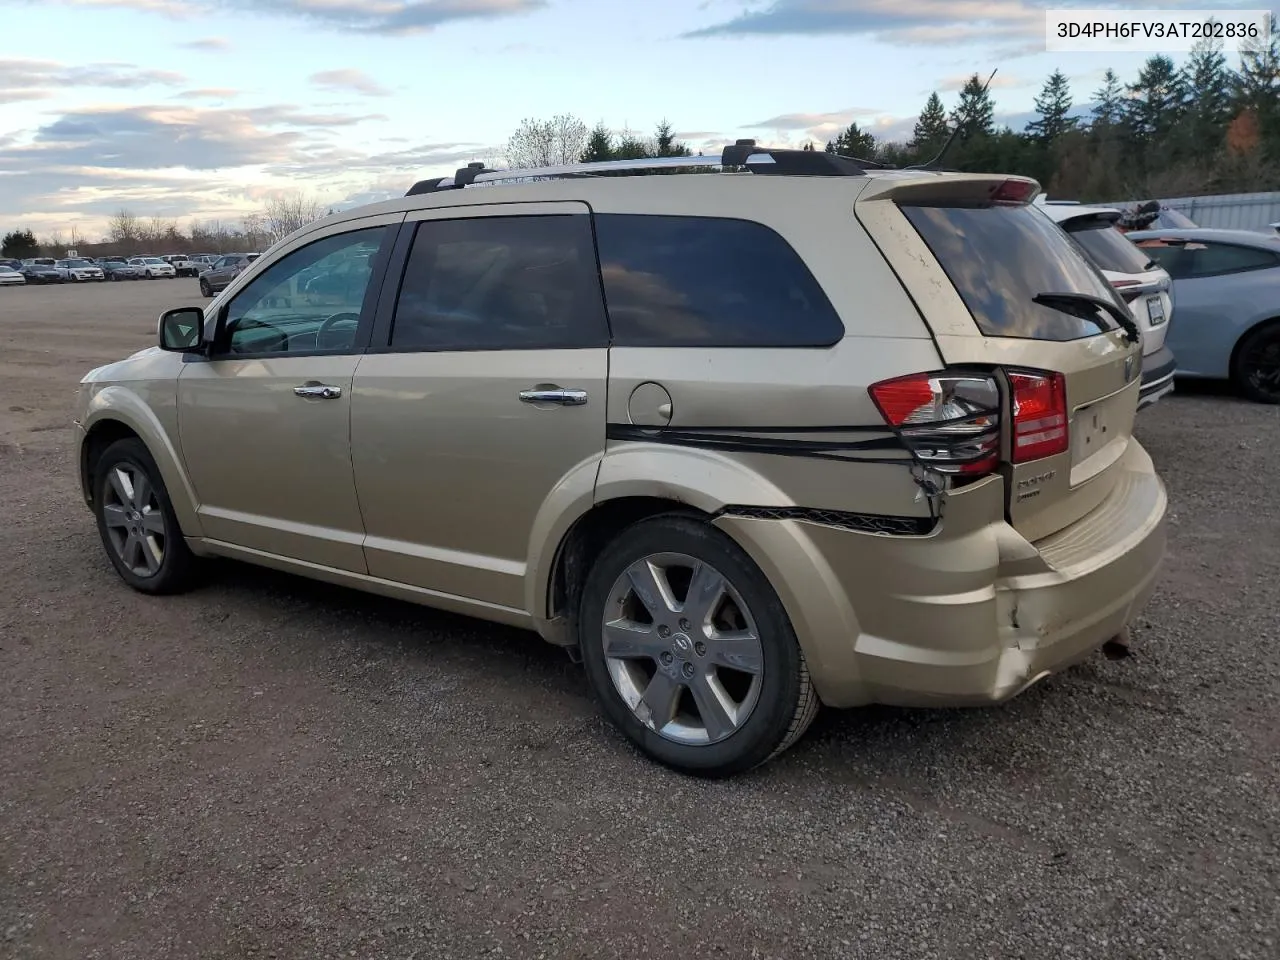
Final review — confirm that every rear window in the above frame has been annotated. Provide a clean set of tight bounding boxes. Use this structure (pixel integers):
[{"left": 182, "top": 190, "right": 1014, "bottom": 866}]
[
  {"left": 1065, "top": 219, "right": 1155, "bottom": 274},
  {"left": 902, "top": 204, "right": 1123, "bottom": 342},
  {"left": 593, "top": 214, "right": 844, "bottom": 347}
]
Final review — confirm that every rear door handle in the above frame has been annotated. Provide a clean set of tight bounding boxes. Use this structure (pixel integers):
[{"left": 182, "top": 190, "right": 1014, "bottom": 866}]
[
  {"left": 519, "top": 387, "right": 588, "bottom": 406},
  {"left": 294, "top": 383, "right": 343, "bottom": 400}
]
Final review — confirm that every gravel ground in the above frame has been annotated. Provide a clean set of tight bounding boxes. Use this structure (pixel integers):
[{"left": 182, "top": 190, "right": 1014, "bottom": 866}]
[{"left": 2, "top": 281, "right": 1279, "bottom": 959}]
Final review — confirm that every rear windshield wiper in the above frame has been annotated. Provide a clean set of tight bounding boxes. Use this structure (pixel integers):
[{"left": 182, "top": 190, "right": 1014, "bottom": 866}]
[{"left": 1032, "top": 291, "right": 1141, "bottom": 345}]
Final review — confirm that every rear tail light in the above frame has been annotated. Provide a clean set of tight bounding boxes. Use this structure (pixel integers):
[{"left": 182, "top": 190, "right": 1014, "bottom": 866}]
[
  {"left": 870, "top": 368, "right": 1070, "bottom": 476},
  {"left": 1110, "top": 278, "right": 1143, "bottom": 303},
  {"left": 869, "top": 372, "right": 1001, "bottom": 476},
  {"left": 1008, "top": 371, "right": 1069, "bottom": 462}
]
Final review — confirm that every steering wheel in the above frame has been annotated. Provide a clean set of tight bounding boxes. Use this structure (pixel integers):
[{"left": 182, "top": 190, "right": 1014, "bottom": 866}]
[{"left": 316, "top": 312, "right": 361, "bottom": 350}]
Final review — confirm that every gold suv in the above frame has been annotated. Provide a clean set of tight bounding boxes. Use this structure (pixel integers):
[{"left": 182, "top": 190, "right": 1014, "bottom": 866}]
[{"left": 75, "top": 144, "right": 1167, "bottom": 776}]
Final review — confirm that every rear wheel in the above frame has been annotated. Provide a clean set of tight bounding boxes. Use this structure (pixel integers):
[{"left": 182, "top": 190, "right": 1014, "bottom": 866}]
[
  {"left": 93, "top": 438, "right": 197, "bottom": 594},
  {"left": 1233, "top": 323, "right": 1280, "bottom": 404},
  {"left": 577, "top": 515, "right": 819, "bottom": 777}
]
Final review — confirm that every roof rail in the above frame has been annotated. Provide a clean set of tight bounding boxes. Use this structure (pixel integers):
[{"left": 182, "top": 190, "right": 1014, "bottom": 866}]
[{"left": 403, "top": 140, "right": 888, "bottom": 196}]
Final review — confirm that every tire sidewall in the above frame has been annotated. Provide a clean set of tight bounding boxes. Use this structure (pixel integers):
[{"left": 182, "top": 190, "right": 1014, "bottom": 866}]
[
  {"left": 1234, "top": 324, "right": 1280, "bottom": 404},
  {"left": 93, "top": 439, "right": 189, "bottom": 593},
  {"left": 577, "top": 515, "right": 806, "bottom": 776}
]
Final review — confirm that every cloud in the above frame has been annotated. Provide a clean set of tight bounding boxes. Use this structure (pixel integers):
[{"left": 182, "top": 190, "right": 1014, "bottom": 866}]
[
  {"left": 45, "top": 0, "right": 548, "bottom": 34},
  {"left": 746, "top": 108, "right": 881, "bottom": 130},
  {"left": 0, "top": 101, "right": 492, "bottom": 234},
  {"left": 179, "top": 87, "right": 240, "bottom": 99},
  {"left": 682, "top": 0, "right": 1229, "bottom": 46},
  {"left": 310, "top": 69, "right": 390, "bottom": 97},
  {"left": 179, "top": 36, "right": 231, "bottom": 50},
  {"left": 0, "top": 103, "right": 384, "bottom": 175},
  {"left": 0, "top": 59, "right": 186, "bottom": 96}
]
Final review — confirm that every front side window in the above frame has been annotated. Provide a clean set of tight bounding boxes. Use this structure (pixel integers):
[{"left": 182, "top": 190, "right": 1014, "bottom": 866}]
[
  {"left": 593, "top": 214, "right": 844, "bottom": 347},
  {"left": 219, "top": 226, "right": 388, "bottom": 356},
  {"left": 389, "top": 215, "right": 608, "bottom": 351}
]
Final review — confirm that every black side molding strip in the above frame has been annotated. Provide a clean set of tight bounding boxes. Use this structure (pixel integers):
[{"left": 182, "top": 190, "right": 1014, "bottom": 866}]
[
  {"left": 717, "top": 506, "right": 937, "bottom": 537},
  {"left": 606, "top": 423, "right": 912, "bottom": 465}
]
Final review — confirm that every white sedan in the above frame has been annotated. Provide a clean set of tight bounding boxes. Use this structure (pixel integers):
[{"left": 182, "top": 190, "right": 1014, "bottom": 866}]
[
  {"left": 129, "top": 257, "right": 177, "bottom": 279},
  {"left": 54, "top": 258, "right": 105, "bottom": 282},
  {"left": 0, "top": 265, "right": 26, "bottom": 285}
]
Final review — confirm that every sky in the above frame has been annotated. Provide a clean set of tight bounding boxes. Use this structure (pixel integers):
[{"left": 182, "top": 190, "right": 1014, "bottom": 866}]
[{"left": 1, "top": 0, "right": 1275, "bottom": 239}]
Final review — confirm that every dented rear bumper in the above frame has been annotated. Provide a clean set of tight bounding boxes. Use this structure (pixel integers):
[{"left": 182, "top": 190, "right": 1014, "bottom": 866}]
[{"left": 714, "top": 440, "right": 1166, "bottom": 709}]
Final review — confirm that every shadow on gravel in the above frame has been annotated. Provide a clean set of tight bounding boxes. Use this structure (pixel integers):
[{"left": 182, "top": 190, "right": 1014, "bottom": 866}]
[{"left": 199, "top": 555, "right": 582, "bottom": 690}]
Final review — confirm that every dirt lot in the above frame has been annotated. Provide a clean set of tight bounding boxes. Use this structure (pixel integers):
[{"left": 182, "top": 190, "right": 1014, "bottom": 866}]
[{"left": 2, "top": 280, "right": 1279, "bottom": 959}]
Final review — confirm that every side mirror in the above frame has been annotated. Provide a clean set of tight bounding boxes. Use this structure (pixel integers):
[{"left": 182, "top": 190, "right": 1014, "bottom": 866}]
[{"left": 158, "top": 307, "right": 206, "bottom": 352}]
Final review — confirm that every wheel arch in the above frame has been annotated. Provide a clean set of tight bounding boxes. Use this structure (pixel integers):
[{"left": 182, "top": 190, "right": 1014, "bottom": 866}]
[
  {"left": 81, "top": 395, "right": 203, "bottom": 537},
  {"left": 1229, "top": 315, "right": 1280, "bottom": 380},
  {"left": 529, "top": 445, "right": 851, "bottom": 669}
]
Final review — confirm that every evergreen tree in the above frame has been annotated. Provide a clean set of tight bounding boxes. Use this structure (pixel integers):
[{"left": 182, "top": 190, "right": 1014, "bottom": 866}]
[
  {"left": 1236, "top": 14, "right": 1280, "bottom": 156},
  {"left": 1126, "top": 55, "right": 1187, "bottom": 142},
  {"left": 1091, "top": 69, "right": 1126, "bottom": 127},
  {"left": 1182, "top": 36, "right": 1234, "bottom": 161},
  {"left": 950, "top": 74, "right": 995, "bottom": 136},
  {"left": 910, "top": 92, "right": 949, "bottom": 159},
  {"left": 824, "top": 121, "right": 877, "bottom": 158},
  {"left": 652, "top": 119, "right": 691, "bottom": 157},
  {"left": 1027, "top": 69, "right": 1077, "bottom": 144},
  {"left": 581, "top": 122, "right": 614, "bottom": 162},
  {"left": 1, "top": 228, "right": 38, "bottom": 259},
  {"left": 613, "top": 127, "right": 650, "bottom": 161}
]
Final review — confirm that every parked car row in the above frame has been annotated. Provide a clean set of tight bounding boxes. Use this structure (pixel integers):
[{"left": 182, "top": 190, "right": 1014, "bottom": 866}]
[{"left": 1035, "top": 195, "right": 1280, "bottom": 406}]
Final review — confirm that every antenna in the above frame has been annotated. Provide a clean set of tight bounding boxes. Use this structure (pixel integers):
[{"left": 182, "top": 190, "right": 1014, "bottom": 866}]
[{"left": 912, "top": 67, "right": 998, "bottom": 171}]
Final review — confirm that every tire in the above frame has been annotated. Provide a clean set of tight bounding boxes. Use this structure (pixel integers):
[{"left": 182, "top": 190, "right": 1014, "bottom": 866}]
[
  {"left": 577, "top": 514, "right": 819, "bottom": 777},
  {"left": 1232, "top": 322, "right": 1280, "bottom": 404},
  {"left": 93, "top": 438, "right": 197, "bottom": 595},
  {"left": 199, "top": 278, "right": 212, "bottom": 298}
]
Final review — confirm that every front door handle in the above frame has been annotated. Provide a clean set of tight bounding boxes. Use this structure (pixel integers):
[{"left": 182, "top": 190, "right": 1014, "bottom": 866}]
[
  {"left": 519, "top": 387, "right": 588, "bottom": 406},
  {"left": 294, "top": 383, "right": 343, "bottom": 400}
]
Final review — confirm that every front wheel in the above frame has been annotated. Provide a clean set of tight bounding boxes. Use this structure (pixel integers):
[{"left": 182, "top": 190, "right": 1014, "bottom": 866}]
[
  {"left": 199, "top": 278, "right": 212, "bottom": 297},
  {"left": 577, "top": 515, "right": 819, "bottom": 777},
  {"left": 93, "top": 438, "right": 197, "bottom": 594},
  {"left": 1233, "top": 323, "right": 1280, "bottom": 404}
]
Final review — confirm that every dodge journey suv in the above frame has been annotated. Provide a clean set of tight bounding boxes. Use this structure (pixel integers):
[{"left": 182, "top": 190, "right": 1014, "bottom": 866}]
[{"left": 75, "top": 144, "right": 1167, "bottom": 776}]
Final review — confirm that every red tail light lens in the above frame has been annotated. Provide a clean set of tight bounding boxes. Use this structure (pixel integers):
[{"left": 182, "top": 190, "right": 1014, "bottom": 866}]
[
  {"left": 1008, "top": 371, "right": 1069, "bottom": 462},
  {"left": 1110, "top": 278, "right": 1143, "bottom": 303},
  {"left": 870, "top": 372, "right": 1001, "bottom": 476},
  {"left": 990, "top": 179, "right": 1037, "bottom": 205}
]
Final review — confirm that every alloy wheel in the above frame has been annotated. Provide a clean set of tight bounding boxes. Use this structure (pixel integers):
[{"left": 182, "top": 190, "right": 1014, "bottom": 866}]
[
  {"left": 101, "top": 463, "right": 167, "bottom": 577},
  {"left": 601, "top": 553, "right": 764, "bottom": 746},
  {"left": 1241, "top": 334, "right": 1280, "bottom": 402}
]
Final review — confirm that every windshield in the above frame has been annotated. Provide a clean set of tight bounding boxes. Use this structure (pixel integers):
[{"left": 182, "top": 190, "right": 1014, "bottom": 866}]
[
  {"left": 1065, "top": 219, "right": 1155, "bottom": 274},
  {"left": 901, "top": 203, "right": 1124, "bottom": 341},
  {"left": 67, "top": 259, "right": 92, "bottom": 267},
  {"left": 144, "top": 258, "right": 165, "bottom": 264}
]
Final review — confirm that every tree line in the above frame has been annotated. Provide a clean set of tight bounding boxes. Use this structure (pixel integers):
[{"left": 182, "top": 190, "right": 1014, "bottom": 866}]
[
  {"left": 501, "top": 27, "right": 1278, "bottom": 202},
  {"left": 837, "top": 22, "right": 1280, "bottom": 200},
  {"left": 1, "top": 192, "right": 332, "bottom": 260}
]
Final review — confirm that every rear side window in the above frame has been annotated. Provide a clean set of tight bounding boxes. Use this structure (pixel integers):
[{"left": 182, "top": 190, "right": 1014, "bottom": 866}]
[
  {"left": 391, "top": 215, "right": 609, "bottom": 351},
  {"left": 593, "top": 214, "right": 844, "bottom": 347},
  {"left": 1178, "top": 241, "right": 1279, "bottom": 278},
  {"left": 902, "top": 204, "right": 1123, "bottom": 341},
  {"left": 1066, "top": 220, "right": 1155, "bottom": 274}
]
